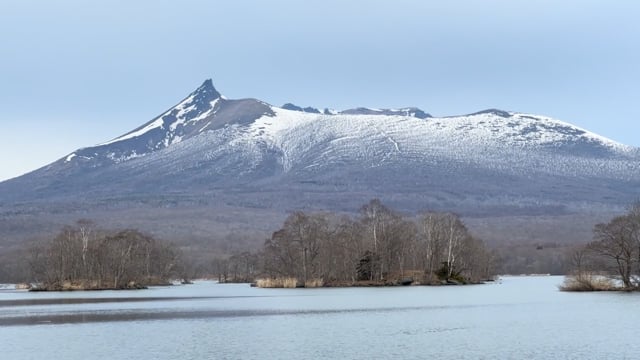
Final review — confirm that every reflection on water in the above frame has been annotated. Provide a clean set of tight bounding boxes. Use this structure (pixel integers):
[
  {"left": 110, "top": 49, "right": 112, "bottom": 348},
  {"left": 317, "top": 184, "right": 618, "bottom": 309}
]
[
  {"left": 0, "top": 295, "right": 280, "bottom": 307},
  {"left": 1, "top": 277, "right": 640, "bottom": 359}
]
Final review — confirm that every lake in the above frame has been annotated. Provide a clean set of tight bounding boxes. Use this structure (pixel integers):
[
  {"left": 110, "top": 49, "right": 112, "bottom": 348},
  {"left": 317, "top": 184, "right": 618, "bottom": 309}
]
[{"left": 1, "top": 276, "right": 639, "bottom": 359}]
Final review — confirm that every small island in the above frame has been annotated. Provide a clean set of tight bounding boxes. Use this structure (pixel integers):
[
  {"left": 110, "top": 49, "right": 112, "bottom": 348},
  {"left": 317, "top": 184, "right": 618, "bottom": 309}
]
[
  {"left": 219, "top": 199, "right": 496, "bottom": 288},
  {"left": 561, "top": 202, "right": 640, "bottom": 292},
  {"left": 28, "top": 222, "right": 181, "bottom": 291}
]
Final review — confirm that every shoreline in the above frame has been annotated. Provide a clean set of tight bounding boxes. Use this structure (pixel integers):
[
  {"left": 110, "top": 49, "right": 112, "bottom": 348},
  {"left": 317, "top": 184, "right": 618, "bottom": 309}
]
[{"left": 252, "top": 278, "right": 491, "bottom": 289}]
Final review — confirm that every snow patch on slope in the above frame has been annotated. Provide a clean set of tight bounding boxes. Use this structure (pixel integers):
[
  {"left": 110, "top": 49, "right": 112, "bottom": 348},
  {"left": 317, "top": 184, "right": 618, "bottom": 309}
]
[
  {"left": 170, "top": 98, "right": 220, "bottom": 132},
  {"left": 63, "top": 78, "right": 636, "bottom": 185},
  {"left": 98, "top": 84, "right": 221, "bottom": 148},
  {"left": 510, "top": 113, "right": 631, "bottom": 151},
  {"left": 99, "top": 117, "right": 165, "bottom": 146},
  {"left": 211, "top": 107, "right": 637, "bottom": 180}
]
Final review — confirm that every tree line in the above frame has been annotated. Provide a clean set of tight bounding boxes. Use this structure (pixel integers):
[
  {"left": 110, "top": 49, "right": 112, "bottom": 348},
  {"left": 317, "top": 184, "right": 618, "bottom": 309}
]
[
  {"left": 22, "top": 199, "right": 497, "bottom": 289},
  {"left": 230, "top": 199, "right": 496, "bottom": 287},
  {"left": 563, "top": 202, "right": 640, "bottom": 291},
  {"left": 28, "top": 220, "right": 182, "bottom": 290}
]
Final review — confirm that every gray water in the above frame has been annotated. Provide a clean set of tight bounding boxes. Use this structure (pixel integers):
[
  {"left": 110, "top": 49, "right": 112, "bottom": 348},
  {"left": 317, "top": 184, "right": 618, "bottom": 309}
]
[{"left": 1, "top": 276, "right": 638, "bottom": 359}]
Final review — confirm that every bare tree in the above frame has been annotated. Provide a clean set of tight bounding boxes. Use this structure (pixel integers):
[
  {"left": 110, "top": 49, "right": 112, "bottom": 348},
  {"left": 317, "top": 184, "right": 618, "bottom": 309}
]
[
  {"left": 416, "top": 212, "right": 489, "bottom": 283},
  {"left": 30, "top": 224, "right": 181, "bottom": 290},
  {"left": 257, "top": 200, "right": 495, "bottom": 287},
  {"left": 589, "top": 214, "right": 638, "bottom": 289},
  {"left": 416, "top": 212, "right": 447, "bottom": 283},
  {"left": 359, "top": 199, "right": 413, "bottom": 281},
  {"left": 262, "top": 212, "right": 331, "bottom": 285}
]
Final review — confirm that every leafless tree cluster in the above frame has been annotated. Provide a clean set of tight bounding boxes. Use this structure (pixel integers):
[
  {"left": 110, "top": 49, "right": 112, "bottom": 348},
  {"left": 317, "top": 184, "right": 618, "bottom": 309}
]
[
  {"left": 563, "top": 203, "right": 640, "bottom": 291},
  {"left": 29, "top": 221, "right": 181, "bottom": 290},
  {"left": 211, "top": 251, "right": 260, "bottom": 283},
  {"left": 259, "top": 199, "right": 495, "bottom": 286}
]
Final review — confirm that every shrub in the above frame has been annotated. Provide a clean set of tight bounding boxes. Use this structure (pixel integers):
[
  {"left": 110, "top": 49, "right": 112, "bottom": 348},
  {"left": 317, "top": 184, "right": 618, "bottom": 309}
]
[{"left": 559, "top": 273, "right": 616, "bottom": 292}]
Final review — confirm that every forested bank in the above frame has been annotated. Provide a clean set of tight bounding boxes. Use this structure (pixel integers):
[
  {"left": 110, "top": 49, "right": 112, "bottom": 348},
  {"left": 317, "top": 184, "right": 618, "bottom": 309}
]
[
  {"left": 21, "top": 198, "right": 637, "bottom": 291},
  {"left": 21, "top": 199, "right": 633, "bottom": 290},
  {"left": 222, "top": 199, "right": 496, "bottom": 287},
  {"left": 14, "top": 200, "right": 494, "bottom": 290}
]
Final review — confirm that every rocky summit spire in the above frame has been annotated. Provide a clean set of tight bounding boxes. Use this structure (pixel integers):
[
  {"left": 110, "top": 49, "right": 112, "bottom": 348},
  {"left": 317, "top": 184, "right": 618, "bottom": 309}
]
[{"left": 191, "top": 79, "right": 222, "bottom": 103}]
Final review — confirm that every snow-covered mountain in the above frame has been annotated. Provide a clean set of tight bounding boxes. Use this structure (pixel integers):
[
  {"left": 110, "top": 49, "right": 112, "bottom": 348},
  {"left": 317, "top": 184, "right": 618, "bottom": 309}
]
[
  {"left": 0, "top": 79, "right": 638, "bottom": 244},
  {"left": 64, "top": 79, "right": 274, "bottom": 166},
  {"left": 52, "top": 79, "right": 636, "bottom": 176}
]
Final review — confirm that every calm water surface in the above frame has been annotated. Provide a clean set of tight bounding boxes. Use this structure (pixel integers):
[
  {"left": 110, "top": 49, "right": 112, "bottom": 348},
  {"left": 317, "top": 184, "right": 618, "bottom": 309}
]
[{"left": 1, "top": 276, "right": 638, "bottom": 359}]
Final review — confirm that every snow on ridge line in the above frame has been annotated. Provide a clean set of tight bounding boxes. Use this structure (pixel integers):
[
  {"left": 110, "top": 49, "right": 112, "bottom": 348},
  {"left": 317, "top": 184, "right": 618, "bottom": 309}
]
[
  {"left": 98, "top": 117, "right": 165, "bottom": 146},
  {"left": 254, "top": 107, "right": 633, "bottom": 154},
  {"left": 78, "top": 97, "right": 633, "bottom": 167},
  {"left": 64, "top": 153, "right": 91, "bottom": 163},
  {"left": 170, "top": 98, "right": 220, "bottom": 131},
  {"left": 97, "top": 94, "right": 198, "bottom": 147},
  {"left": 96, "top": 95, "right": 220, "bottom": 147},
  {"left": 510, "top": 112, "right": 631, "bottom": 150},
  {"left": 252, "top": 106, "right": 321, "bottom": 137}
]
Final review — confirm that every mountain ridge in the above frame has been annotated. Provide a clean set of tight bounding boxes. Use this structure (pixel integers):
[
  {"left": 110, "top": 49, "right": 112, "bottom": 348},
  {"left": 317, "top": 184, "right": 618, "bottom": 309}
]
[
  {"left": 52, "top": 79, "right": 636, "bottom": 170},
  {"left": 0, "top": 79, "right": 638, "bottom": 251}
]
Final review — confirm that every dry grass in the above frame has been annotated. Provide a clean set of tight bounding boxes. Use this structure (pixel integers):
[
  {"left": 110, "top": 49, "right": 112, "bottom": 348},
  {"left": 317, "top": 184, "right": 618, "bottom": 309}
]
[
  {"left": 559, "top": 273, "right": 616, "bottom": 292},
  {"left": 255, "top": 277, "right": 325, "bottom": 288},
  {"left": 304, "top": 278, "right": 324, "bottom": 288},
  {"left": 255, "top": 277, "right": 299, "bottom": 288}
]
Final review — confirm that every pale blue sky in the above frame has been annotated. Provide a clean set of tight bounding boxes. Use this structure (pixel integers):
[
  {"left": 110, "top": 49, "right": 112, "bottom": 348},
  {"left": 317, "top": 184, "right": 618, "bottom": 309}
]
[{"left": 1, "top": 0, "right": 639, "bottom": 181}]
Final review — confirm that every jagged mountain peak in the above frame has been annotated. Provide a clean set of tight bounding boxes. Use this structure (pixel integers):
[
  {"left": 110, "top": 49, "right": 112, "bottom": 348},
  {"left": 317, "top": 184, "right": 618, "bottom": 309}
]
[
  {"left": 191, "top": 78, "right": 222, "bottom": 103},
  {"left": 64, "top": 79, "right": 272, "bottom": 166},
  {"left": 54, "top": 78, "right": 636, "bottom": 172},
  {"left": 52, "top": 78, "right": 635, "bottom": 178}
]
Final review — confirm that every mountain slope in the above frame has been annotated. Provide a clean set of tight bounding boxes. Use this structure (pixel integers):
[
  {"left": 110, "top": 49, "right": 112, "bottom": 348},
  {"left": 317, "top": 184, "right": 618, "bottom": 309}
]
[
  {"left": 0, "top": 79, "right": 638, "bottom": 247},
  {"left": 65, "top": 80, "right": 274, "bottom": 167}
]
